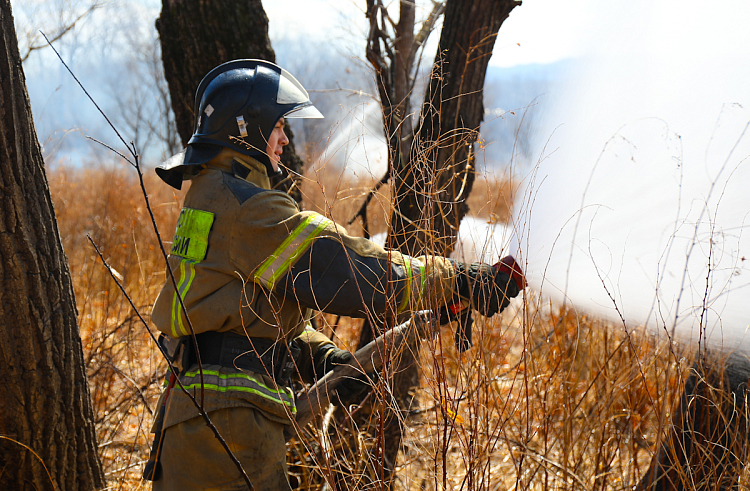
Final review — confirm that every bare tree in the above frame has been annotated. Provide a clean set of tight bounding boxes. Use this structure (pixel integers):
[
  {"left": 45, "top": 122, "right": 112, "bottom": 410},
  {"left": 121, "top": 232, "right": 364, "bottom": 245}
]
[
  {"left": 351, "top": 0, "right": 522, "bottom": 482},
  {"left": 0, "top": 1, "right": 105, "bottom": 489},
  {"left": 14, "top": 0, "right": 104, "bottom": 63},
  {"left": 362, "top": 0, "right": 521, "bottom": 255}
]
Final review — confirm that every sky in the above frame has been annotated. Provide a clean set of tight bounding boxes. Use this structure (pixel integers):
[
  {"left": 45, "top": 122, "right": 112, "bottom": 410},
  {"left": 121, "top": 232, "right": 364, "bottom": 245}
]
[{"left": 261, "top": 0, "right": 589, "bottom": 67}]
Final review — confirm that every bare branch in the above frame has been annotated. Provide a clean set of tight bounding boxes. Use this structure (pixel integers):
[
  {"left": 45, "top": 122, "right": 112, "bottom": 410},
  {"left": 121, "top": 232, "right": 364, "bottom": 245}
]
[
  {"left": 21, "top": 1, "right": 105, "bottom": 62},
  {"left": 347, "top": 171, "right": 390, "bottom": 239},
  {"left": 409, "top": 0, "right": 445, "bottom": 70}
]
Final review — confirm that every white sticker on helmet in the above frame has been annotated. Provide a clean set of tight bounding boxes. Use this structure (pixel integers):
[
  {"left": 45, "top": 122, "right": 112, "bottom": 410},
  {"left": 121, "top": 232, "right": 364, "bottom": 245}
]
[
  {"left": 236, "top": 116, "right": 248, "bottom": 137},
  {"left": 204, "top": 104, "right": 214, "bottom": 117}
]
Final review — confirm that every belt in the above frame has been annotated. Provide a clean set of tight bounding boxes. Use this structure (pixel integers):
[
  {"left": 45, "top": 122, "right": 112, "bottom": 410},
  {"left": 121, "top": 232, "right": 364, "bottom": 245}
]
[{"left": 184, "top": 331, "right": 298, "bottom": 384}]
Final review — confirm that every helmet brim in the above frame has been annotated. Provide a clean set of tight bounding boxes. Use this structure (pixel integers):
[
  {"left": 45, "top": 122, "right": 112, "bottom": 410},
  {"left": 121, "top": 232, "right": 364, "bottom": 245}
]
[{"left": 284, "top": 104, "right": 324, "bottom": 119}]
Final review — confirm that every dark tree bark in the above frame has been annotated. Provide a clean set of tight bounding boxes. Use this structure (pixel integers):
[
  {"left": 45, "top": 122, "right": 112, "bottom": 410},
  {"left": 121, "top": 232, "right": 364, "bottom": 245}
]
[
  {"left": 0, "top": 2, "right": 105, "bottom": 490},
  {"left": 156, "top": 0, "right": 305, "bottom": 202},
  {"left": 637, "top": 350, "right": 750, "bottom": 491},
  {"left": 390, "top": 0, "right": 521, "bottom": 256},
  {"left": 355, "top": 0, "right": 521, "bottom": 484}
]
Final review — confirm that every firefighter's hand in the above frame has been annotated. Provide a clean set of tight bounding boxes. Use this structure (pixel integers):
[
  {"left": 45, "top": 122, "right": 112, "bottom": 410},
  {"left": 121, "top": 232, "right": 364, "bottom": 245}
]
[
  {"left": 314, "top": 345, "right": 374, "bottom": 407},
  {"left": 495, "top": 255, "right": 527, "bottom": 290},
  {"left": 452, "top": 256, "right": 525, "bottom": 317}
]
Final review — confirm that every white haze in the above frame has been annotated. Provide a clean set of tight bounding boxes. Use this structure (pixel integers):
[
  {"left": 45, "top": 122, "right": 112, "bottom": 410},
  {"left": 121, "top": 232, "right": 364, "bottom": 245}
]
[
  {"left": 313, "top": 3, "right": 750, "bottom": 354},
  {"left": 501, "top": 1, "right": 750, "bottom": 351}
]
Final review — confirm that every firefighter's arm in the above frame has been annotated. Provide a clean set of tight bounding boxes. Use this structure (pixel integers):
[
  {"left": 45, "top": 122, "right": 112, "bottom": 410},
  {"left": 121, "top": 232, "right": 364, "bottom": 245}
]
[
  {"left": 231, "top": 192, "right": 455, "bottom": 317},
  {"left": 230, "top": 188, "right": 428, "bottom": 319},
  {"left": 278, "top": 232, "right": 456, "bottom": 318}
]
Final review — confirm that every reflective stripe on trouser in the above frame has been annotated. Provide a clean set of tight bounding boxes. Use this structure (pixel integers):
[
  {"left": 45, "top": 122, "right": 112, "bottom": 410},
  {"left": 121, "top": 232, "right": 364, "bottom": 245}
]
[
  {"left": 153, "top": 406, "right": 291, "bottom": 491},
  {"left": 179, "top": 367, "right": 296, "bottom": 414}
]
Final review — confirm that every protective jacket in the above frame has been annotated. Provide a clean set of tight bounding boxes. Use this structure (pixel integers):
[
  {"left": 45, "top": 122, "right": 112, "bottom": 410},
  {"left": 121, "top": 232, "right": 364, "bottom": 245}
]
[{"left": 151, "top": 149, "right": 456, "bottom": 429}]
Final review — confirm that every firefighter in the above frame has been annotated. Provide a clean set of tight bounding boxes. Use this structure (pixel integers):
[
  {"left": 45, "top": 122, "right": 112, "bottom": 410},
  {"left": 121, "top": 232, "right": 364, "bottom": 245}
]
[{"left": 147, "top": 59, "right": 526, "bottom": 490}]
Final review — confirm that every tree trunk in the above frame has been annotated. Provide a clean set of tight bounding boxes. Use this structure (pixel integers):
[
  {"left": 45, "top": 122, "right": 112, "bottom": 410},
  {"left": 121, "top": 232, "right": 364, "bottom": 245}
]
[
  {"left": 0, "top": 2, "right": 105, "bottom": 490},
  {"left": 390, "top": 0, "right": 521, "bottom": 256},
  {"left": 156, "top": 0, "right": 305, "bottom": 201},
  {"left": 359, "top": 0, "right": 521, "bottom": 484},
  {"left": 637, "top": 350, "right": 750, "bottom": 491}
]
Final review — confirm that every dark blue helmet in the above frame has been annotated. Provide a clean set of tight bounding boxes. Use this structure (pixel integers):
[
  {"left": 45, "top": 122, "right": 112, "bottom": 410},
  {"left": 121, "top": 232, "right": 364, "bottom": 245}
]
[{"left": 157, "top": 59, "right": 323, "bottom": 189}]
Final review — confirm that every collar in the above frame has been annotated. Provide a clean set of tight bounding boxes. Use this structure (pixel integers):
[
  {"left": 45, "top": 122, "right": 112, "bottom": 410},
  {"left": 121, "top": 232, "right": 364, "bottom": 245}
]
[
  {"left": 204, "top": 150, "right": 271, "bottom": 190},
  {"left": 231, "top": 156, "right": 272, "bottom": 190}
]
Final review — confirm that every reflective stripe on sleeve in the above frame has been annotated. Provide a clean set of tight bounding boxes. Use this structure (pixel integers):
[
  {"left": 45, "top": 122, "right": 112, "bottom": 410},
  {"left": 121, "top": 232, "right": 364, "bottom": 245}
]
[
  {"left": 397, "top": 256, "right": 426, "bottom": 313},
  {"left": 180, "top": 368, "right": 296, "bottom": 413},
  {"left": 254, "top": 214, "right": 332, "bottom": 290}
]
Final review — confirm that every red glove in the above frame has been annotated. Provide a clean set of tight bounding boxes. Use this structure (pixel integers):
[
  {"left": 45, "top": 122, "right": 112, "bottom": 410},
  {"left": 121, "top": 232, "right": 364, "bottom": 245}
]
[{"left": 494, "top": 255, "right": 527, "bottom": 290}]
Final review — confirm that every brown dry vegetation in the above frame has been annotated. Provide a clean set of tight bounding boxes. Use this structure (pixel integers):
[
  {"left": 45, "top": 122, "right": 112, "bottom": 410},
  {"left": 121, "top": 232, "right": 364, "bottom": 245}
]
[
  {"left": 299, "top": 165, "right": 515, "bottom": 240},
  {"left": 49, "top": 162, "right": 184, "bottom": 489},
  {"left": 48, "top": 161, "right": 693, "bottom": 491}
]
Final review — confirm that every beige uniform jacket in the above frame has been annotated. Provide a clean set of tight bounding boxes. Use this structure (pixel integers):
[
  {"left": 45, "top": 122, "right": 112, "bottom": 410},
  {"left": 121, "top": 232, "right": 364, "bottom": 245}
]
[{"left": 152, "top": 150, "right": 456, "bottom": 428}]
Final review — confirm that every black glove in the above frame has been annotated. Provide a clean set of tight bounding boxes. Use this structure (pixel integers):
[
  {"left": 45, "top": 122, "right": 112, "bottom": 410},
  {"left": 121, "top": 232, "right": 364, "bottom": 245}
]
[
  {"left": 313, "top": 345, "right": 373, "bottom": 406},
  {"left": 452, "top": 258, "right": 523, "bottom": 317}
]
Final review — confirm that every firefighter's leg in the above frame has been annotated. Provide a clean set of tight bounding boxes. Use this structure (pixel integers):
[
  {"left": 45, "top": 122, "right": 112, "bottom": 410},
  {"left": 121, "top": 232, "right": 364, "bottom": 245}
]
[{"left": 153, "top": 406, "right": 291, "bottom": 491}]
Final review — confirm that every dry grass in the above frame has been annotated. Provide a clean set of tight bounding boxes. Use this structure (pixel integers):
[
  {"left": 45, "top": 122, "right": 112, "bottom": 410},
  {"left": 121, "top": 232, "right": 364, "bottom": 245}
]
[
  {"left": 48, "top": 161, "right": 696, "bottom": 491},
  {"left": 299, "top": 163, "right": 394, "bottom": 239},
  {"left": 49, "top": 161, "right": 185, "bottom": 489},
  {"left": 396, "top": 304, "right": 681, "bottom": 491}
]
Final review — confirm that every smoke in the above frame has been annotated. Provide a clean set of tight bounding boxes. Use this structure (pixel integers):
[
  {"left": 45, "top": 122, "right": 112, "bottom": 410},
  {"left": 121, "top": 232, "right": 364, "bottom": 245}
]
[{"left": 507, "top": 1, "right": 750, "bottom": 350}]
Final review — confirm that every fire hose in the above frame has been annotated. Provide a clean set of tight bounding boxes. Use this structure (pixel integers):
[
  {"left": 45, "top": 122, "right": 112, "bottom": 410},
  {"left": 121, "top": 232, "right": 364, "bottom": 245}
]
[{"left": 285, "top": 310, "right": 440, "bottom": 441}]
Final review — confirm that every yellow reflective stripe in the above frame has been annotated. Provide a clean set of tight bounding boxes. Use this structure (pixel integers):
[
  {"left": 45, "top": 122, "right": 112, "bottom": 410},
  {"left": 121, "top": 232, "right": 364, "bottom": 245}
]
[
  {"left": 170, "top": 208, "right": 214, "bottom": 261},
  {"left": 398, "top": 259, "right": 413, "bottom": 313},
  {"left": 398, "top": 257, "right": 426, "bottom": 313},
  {"left": 269, "top": 220, "right": 329, "bottom": 286},
  {"left": 168, "top": 207, "right": 212, "bottom": 336},
  {"left": 170, "top": 295, "right": 179, "bottom": 338},
  {"left": 181, "top": 383, "right": 297, "bottom": 413},
  {"left": 171, "top": 259, "right": 196, "bottom": 337},
  {"left": 179, "top": 261, "right": 197, "bottom": 335},
  {"left": 254, "top": 214, "right": 332, "bottom": 290},
  {"left": 182, "top": 369, "right": 296, "bottom": 412},
  {"left": 255, "top": 215, "right": 317, "bottom": 280},
  {"left": 170, "top": 261, "right": 186, "bottom": 337},
  {"left": 418, "top": 262, "right": 427, "bottom": 300}
]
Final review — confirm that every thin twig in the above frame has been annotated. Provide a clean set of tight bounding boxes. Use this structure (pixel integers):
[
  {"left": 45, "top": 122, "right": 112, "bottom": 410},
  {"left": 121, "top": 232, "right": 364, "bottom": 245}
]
[
  {"left": 22, "top": 2, "right": 103, "bottom": 62},
  {"left": 347, "top": 171, "right": 390, "bottom": 238}
]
